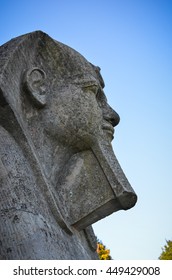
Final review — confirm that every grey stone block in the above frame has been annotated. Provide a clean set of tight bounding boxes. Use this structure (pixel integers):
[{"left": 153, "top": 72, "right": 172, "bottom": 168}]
[{"left": 0, "top": 31, "right": 137, "bottom": 259}]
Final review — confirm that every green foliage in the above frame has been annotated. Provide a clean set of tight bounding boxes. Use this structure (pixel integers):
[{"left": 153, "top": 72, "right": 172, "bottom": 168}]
[
  {"left": 97, "top": 241, "right": 112, "bottom": 260},
  {"left": 159, "top": 240, "right": 172, "bottom": 260}
]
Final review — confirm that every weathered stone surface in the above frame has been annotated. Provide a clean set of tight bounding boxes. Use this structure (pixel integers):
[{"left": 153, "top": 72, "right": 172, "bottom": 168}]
[{"left": 0, "top": 31, "right": 137, "bottom": 259}]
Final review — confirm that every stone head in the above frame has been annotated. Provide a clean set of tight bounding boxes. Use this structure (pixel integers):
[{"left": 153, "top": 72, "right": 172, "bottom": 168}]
[{"left": 0, "top": 31, "right": 120, "bottom": 152}]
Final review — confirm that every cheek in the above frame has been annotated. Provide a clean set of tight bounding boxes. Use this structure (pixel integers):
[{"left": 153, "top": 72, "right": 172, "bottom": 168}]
[
  {"left": 45, "top": 91, "right": 103, "bottom": 146},
  {"left": 69, "top": 92, "right": 102, "bottom": 132}
]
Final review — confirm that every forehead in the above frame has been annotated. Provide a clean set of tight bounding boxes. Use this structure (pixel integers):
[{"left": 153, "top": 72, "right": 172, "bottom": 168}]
[{"left": 53, "top": 40, "right": 104, "bottom": 88}]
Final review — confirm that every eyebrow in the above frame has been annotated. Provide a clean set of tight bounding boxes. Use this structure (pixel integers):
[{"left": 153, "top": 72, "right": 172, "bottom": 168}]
[
  {"left": 72, "top": 77, "right": 100, "bottom": 88},
  {"left": 81, "top": 80, "right": 99, "bottom": 87}
]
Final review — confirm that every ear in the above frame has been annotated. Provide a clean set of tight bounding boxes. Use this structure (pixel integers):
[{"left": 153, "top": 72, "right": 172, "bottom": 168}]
[{"left": 23, "top": 68, "right": 47, "bottom": 108}]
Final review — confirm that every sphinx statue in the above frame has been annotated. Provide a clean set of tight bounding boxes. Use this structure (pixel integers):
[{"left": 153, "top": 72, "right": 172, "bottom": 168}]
[{"left": 0, "top": 31, "right": 137, "bottom": 259}]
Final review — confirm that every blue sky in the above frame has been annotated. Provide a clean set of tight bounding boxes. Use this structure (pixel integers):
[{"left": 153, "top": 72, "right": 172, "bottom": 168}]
[{"left": 1, "top": 0, "right": 172, "bottom": 259}]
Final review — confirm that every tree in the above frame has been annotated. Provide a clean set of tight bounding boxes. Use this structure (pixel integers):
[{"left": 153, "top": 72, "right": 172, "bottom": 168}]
[
  {"left": 97, "top": 241, "right": 112, "bottom": 260},
  {"left": 159, "top": 240, "right": 172, "bottom": 260}
]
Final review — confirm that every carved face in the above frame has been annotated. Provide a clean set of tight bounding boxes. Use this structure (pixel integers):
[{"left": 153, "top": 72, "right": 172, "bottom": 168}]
[{"left": 43, "top": 64, "right": 119, "bottom": 150}]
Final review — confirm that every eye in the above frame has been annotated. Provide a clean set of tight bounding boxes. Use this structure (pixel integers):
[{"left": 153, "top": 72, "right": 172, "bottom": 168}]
[{"left": 82, "top": 84, "right": 99, "bottom": 96}]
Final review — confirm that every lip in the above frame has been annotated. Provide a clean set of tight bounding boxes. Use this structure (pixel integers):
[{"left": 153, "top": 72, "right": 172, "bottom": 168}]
[{"left": 102, "top": 121, "right": 114, "bottom": 139}]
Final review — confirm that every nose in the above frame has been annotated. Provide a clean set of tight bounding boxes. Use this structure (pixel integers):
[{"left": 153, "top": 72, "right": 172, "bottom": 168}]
[{"left": 103, "top": 103, "right": 120, "bottom": 127}]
